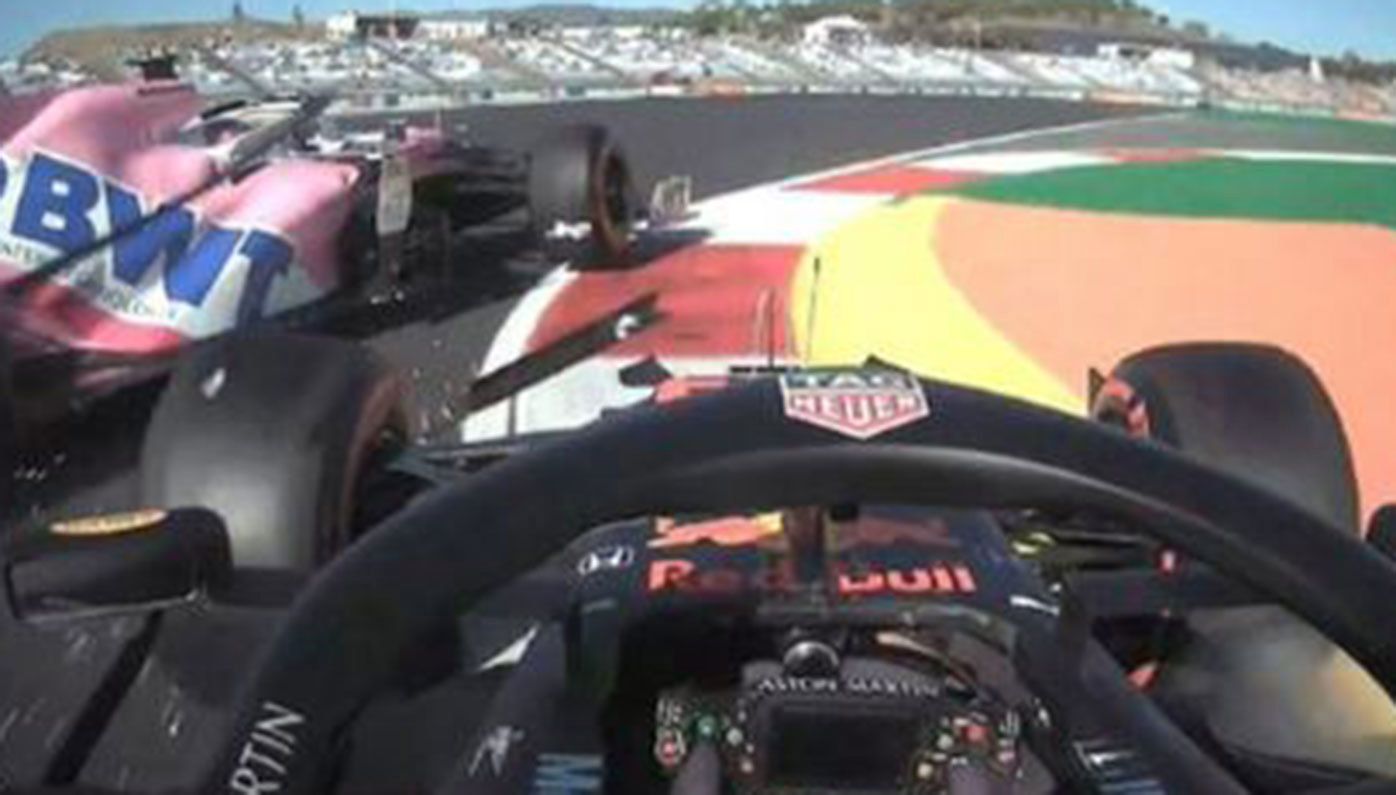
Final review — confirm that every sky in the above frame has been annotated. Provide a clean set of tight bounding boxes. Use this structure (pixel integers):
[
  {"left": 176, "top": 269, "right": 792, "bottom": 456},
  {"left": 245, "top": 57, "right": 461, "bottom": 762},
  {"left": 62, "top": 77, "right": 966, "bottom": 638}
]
[
  {"left": 4, "top": 0, "right": 1396, "bottom": 61},
  {"left": 1151, "top": 0, "right": 1396, "bottom": 59}
]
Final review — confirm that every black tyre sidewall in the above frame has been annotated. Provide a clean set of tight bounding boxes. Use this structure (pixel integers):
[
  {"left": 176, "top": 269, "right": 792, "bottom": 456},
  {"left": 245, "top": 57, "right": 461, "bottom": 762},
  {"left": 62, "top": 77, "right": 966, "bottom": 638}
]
[
  {"left": 529, "top": 124, "right": 634, "bottom": 267},
  {"left": 1100, "top": 346, "right": 1396, "bottom": 778},
  {"left": 140, "top": 333, "right": 408, "bottom": 571},
  {"left": 1095, "top": 342, "right": 1358, "bottom": 533}
]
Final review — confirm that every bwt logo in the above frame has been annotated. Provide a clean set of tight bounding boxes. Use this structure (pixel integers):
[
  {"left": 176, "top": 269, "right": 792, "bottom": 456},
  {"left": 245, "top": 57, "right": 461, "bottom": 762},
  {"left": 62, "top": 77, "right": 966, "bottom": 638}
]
[{"left": 0, "top": 151, "right": 296, "bottom": 324}]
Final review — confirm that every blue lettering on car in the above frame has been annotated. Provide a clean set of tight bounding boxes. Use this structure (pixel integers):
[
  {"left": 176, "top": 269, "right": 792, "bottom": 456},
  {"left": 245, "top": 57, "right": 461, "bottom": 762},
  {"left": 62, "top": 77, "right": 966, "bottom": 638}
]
[
  {"left": 4, "top": 152, "right": 300, "bottom": 321},
  {"left": 14, "top": 153, "right": 99, "bottom": 254},
  {"left": 235, "top": 229, "right": 294, "bottom": 324},
  {"left": 106, "top": 181, "right": 195, "bottom": 289},
  {"left": 167, "top": 225, "right": 240, "bottom": 307}
]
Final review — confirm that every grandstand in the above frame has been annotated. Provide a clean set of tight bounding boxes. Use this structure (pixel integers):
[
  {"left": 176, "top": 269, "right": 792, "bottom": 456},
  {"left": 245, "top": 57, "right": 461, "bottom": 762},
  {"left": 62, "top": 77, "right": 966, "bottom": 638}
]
[
  {"left": 856, "top": 44, "right": 974, "bottom": 83},
  {"left": 497, "top": 37, "right": 613, "bottom": 84},
  {"left": 698, "top": 39, "right": 805, "bottom": 84},
  {"left": 6, "top": 14, "right": 1391, "bottom": 122},
  {"left": 1009, "top": 53, "right": 1095, "bottom": 88},
  {"left": 578, "top": 30, "right": 738, "bottom": 83},
  {"left": 791, "top": 41, "right": 881, "bottom": 82}
]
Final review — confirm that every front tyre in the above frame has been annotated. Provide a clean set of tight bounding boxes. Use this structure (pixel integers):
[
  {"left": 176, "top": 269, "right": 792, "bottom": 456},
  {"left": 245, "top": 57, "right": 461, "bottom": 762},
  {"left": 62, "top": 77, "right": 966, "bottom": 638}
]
[
  {"left": 1093, "top": 343, "right": 1395, "bottom": 777},
  {"left": 1092, "top": 342, "right": 1357, "bottom": 530},
  {"left": 140, "top": 332, "right": 408, "bottom": 572}
]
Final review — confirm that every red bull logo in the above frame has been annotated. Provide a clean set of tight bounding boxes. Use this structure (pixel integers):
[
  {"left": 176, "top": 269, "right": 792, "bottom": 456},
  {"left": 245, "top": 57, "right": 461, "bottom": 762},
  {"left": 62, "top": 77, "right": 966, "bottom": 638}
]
[
  {"left": 649, "top": 513, "right": 959, "bottom": 552},
  {"left": 646, "top": 559, "right": 977, "bottom": 597}
]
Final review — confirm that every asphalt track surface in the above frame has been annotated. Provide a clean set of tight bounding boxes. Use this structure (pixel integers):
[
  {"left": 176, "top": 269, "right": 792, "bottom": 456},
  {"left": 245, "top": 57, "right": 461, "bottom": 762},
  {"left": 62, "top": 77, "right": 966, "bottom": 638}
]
[
  {"left": 6, "top": 95, "right": 1146, "bottom": 523},
  {"left": 450, "top": 94, "right": 1147, "bottom": 200}
]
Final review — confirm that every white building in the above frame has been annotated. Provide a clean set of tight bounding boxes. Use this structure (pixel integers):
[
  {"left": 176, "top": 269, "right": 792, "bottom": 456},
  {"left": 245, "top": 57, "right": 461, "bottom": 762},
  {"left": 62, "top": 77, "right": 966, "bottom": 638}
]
[
  {"left": 1309, "top": 56, "right": 1325, "bottom": 83},
  {"left": 420, "top": 18, "right": 489, "bottom": 40},
  {"left": 326, "top": 11, "right": 358, "bottom": 40},
  {"left": 802, "top": 15, "right": 871, "bottom": 47}
]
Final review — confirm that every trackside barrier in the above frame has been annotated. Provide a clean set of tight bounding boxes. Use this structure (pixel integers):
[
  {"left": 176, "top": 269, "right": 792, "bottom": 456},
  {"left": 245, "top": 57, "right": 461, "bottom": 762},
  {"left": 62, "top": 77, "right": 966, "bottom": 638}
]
[{"left": 319, "top": 77, "right": 1381, "bottom": 123}]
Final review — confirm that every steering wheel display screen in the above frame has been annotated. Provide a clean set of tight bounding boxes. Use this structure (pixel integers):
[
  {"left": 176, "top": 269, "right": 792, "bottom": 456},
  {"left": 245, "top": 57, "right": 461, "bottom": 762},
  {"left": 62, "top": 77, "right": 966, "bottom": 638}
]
[{"left": 767, "top": 704, "right": 917, "bottom": 791}]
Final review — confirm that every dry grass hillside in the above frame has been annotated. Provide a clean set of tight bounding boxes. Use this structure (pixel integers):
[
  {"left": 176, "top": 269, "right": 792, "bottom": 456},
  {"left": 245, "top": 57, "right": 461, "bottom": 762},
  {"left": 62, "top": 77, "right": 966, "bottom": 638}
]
[{"left": 25, "top": 19, "right": 321, "bottom": 80}]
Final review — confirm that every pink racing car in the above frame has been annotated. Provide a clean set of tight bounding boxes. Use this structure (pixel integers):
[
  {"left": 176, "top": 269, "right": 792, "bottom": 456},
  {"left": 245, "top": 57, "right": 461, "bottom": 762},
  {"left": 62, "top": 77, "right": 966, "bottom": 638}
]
[{"left": 0, "top": 80, "right": 640, "bottom": 453}]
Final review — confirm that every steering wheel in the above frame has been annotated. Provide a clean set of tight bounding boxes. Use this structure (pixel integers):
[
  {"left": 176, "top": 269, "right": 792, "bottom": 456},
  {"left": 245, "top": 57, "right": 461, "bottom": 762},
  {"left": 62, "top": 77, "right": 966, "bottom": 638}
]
[{"left": 199, "top": 374, "right": 1396, "bottom": 794}]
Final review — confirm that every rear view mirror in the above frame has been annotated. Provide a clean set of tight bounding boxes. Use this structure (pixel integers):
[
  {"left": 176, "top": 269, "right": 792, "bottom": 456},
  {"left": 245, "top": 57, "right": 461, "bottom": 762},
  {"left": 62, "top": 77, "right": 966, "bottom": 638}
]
[{"left": 2, "top": 507, "right": 231, "bottom": 623}]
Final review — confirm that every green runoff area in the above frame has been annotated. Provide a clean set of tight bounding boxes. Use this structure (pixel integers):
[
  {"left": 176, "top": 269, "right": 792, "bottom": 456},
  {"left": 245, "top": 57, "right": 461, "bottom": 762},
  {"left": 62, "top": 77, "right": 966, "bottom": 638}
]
[{"left": 941, "top": 111, "right": 1396, "bottom": 228}]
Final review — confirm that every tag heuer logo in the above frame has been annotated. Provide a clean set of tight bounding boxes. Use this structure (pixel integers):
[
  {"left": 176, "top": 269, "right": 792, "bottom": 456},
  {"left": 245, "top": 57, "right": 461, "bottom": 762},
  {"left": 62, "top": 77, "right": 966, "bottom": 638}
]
[{"left": 780, "top": 371, "right": 930, "bottom": 440}]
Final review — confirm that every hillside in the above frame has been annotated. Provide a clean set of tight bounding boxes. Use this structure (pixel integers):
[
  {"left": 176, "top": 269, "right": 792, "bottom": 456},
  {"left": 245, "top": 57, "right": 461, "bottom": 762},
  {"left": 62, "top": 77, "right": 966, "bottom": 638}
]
[
  {"left": 450, "top": 4, "right": 682, "bottom": 26},
  {"left": 25, "top": 18, "right": 319, "bottom": 80}
]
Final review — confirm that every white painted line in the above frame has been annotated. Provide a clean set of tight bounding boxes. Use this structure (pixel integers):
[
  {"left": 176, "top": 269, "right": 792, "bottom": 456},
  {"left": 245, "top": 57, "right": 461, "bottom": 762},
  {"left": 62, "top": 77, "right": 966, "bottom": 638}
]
[
  {"left": 460, "top": 401, "right": 511, "bottom": 441},
  {"left": 679, "top": 188, "right": 891, "bottom": 245},
  {"left": 1225, "top": 149, "right": 1396, "bottom": 166},
  {"left": 467, "top": 356, "right": 796, "bottom": 441},
  {"left": 911, "top": 150, "right": 1111, "bottom": 174},
  {"left": 462, "top": 264, "right": 575, "bottom": 441},
  {"left": 767, "top": 110, "right": 1183, "bottom": 192},
  {"left": 477, "top": 264, "right": 576, "bottom": 374}
]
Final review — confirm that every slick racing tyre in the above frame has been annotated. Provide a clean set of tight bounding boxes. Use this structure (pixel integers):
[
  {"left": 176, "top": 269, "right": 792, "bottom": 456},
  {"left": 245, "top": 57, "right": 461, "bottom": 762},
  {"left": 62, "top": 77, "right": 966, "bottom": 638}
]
[
  {"left": 140, "top": 332, "right": 408, "bottom": 572},
  {"left": 1093, "top": 343, "right": 1396, "bottom": 777},
  {"left": 1091, "top": 342, "right": 1357, "bottom": 531},
  {"left": 529, "top": 123, "right": 635, "bottom": 267}
]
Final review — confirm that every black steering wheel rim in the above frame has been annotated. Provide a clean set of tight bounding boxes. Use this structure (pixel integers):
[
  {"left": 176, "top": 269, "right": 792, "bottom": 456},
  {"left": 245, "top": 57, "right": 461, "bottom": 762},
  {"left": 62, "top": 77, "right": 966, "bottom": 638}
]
[{"left": 201, "top": 374, "right": 1396, "bottom": 794}]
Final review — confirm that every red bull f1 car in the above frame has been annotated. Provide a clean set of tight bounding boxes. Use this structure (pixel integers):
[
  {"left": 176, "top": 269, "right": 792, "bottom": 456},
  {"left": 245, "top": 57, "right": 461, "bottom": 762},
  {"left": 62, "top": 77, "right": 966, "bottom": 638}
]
[{"left": 1, "top": 337, "right": 1395, "bottom": 794}]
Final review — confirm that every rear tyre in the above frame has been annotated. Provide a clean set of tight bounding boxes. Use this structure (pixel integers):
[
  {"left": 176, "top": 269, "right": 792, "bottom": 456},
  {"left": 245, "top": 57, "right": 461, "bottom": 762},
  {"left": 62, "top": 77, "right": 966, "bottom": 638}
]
[
  {"left": 529, "top": 124, "right": 635, "bottom": 267},
  {"left": 140, "top": 332, "right": 408, "bottom": 572},
  {"left": 1093, "top": 343, "right": 1395, "bottom": 777}
]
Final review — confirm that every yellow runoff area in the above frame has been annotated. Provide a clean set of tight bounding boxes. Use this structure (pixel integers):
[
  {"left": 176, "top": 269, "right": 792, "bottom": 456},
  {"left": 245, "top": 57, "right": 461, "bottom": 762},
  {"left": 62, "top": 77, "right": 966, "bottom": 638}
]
[{"left": 788, "top": 196, "right": 1081, "bottom": 415}]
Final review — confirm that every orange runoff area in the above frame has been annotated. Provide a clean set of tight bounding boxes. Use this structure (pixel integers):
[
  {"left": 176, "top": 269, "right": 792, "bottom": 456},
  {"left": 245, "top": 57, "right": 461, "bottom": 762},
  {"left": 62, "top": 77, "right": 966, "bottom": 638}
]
[{"left": 937, "top": 198, "right": 1396, "bottom": 519}]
